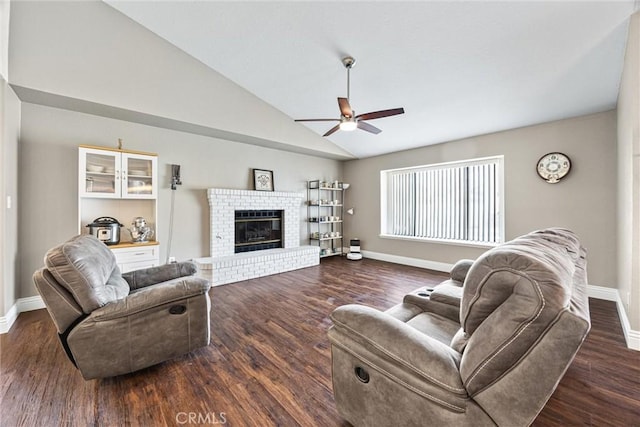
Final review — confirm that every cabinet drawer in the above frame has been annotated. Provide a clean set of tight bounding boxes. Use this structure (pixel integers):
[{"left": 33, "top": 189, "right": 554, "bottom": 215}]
[
  {"left": 119, "top": 260, "right": 159, "bottom": 274},
  {"left": 111, "top": 245, "right": 158, "bottom": 264}
]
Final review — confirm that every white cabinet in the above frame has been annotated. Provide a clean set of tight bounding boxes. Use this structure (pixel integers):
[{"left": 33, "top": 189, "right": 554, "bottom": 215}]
[
  {"left": 78, "top": 145, "right": 160, "bottom": 273},
  {"left": 79, "top": 146, "right": 157, "bottom": 199},
  {"left": 112, "top": 243, "right": 160, "bottom": 273}
]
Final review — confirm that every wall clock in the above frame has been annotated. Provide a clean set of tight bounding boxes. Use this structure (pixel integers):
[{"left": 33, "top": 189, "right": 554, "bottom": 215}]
[{"left": 536, "top": 152, "right": 571, "bottom": 183}]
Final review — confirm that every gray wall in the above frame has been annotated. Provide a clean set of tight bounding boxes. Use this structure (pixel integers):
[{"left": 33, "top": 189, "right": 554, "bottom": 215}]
[
  {"left": 617, "top": 11, "right": 640, "bottom": 330},
  {"left": 9, "top": 0, "right": 351, "bottom": 160},
  {"left": 18, "top": 102, "right": 342, "bottom": 299},
  {"left": 1, "top": 78, "right": 20, "bottom": 316},
  {"left": 343, "top": 110, "right": 617, "bottom": 288}
]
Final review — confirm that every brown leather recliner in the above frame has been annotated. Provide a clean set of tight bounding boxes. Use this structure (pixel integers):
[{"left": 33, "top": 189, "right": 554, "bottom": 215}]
[
  {"left": 34, "top": 235, "right": 211, "bottom": 380},
  {"left": 328, "top": 228, "right": 591, "bottom": 426}
]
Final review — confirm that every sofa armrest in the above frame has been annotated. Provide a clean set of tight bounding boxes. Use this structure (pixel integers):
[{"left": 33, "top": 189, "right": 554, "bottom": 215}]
[
  {"left": 122, "top": 262, "right": 198, "bottom": 290},
  {"left": 329, "top": 304, "right": 464, "bottom": 394},
  {"left": 90, "top": 276, "right": 210, "bottom": 321},
  {"left": 450, "top": 259, "right": 474, "bottom": 283}
]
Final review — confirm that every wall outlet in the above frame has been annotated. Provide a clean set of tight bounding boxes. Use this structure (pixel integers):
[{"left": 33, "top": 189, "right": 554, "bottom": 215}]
[{"left": 168, "top": 256, "right": 176, "bottom": 264}]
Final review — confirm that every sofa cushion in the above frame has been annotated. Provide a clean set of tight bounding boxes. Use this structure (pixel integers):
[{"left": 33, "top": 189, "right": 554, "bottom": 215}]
[{"left": 45, "top": 235, "right": 129, "bottom": 313}]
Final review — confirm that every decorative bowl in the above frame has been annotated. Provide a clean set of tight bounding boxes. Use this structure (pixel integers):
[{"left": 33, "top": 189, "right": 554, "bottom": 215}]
[{"left": 87, "top": 164, "right": 105, "bottom": 173}]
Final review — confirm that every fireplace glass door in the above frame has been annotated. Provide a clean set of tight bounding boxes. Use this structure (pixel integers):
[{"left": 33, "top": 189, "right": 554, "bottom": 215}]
[{"left": 235, "top": 210, "right": 283, "bottom": 253}]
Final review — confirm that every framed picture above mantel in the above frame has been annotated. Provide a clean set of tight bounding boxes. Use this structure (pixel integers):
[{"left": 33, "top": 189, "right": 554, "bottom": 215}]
[{"left": 253, "top": 169, "right": 274, "bottom": 191}]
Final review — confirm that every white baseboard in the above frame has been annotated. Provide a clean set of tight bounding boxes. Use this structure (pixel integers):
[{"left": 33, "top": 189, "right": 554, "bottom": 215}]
[
  {"left": 360, "top": 251, "right": 639, "bottom": 351},
  {"left": 612, "top": 291, "right": 640, "bottom": 351},
  {"left": 586, "top": 284, "right": 618, "bottom": 301},
  {"left": 0, "top": 296, "right": 45, "bottom": 334},
  {"left": 0, "top": 304, "right": 19, "bottom": 334},
  {"left": 361, "top": 250, "right": 453, "bottom": 272}
]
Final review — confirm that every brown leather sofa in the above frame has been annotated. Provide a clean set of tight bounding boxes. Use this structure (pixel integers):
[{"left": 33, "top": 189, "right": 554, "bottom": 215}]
[
  {"left": 328, "top": 228, "right": 590, "bottom": 426},
  {"left": 34, "top": 235, "right": 211, "bottom": 380}
]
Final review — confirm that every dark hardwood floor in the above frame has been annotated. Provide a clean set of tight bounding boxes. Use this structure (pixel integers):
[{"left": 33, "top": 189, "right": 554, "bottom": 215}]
[{"left": 1, "top": 258, "right": 638, "bottom": 426}]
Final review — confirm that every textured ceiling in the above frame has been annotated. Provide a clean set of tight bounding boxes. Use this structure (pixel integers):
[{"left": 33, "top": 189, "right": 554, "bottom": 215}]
[{"left": 106, "top": 1, "right": 636, "bottom": 158}]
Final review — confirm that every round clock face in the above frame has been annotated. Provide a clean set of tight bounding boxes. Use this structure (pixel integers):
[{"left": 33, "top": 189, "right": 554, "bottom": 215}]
[{"left": 537, "top": 152, "right": 571, "bottom": 183}]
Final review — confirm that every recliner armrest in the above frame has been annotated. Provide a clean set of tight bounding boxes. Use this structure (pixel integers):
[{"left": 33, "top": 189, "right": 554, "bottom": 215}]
[
  {"left": 89, "top": 277, "right": 210, "bottom": 321},
  {"left": 123, "top": 262, "right": 198, "bottom": 290},
  {"left": 329, "top": 304, "right": 465, "bottom": 395},
  {"left": 450, "top": 259, "right": 474, "bottom": 283}
]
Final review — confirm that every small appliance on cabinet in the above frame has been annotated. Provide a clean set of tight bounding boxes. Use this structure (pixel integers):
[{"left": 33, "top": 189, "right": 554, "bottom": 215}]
[{"left": 86, "top": 216, "right": 123, "bottom": 245}]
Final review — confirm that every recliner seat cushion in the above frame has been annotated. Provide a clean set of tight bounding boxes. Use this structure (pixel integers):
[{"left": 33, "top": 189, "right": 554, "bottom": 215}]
[{"left": 45, "top": 235, "right": 129, "bottom": 313}]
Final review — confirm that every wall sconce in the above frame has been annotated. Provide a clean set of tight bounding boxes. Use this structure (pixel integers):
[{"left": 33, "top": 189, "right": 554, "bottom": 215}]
[{"left": 346, "top": 208, "right": 354, "bottom": 215}]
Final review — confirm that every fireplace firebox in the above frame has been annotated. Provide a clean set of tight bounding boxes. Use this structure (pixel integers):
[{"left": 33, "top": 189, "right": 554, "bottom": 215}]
[{"left": 234, "top": 210, "right": 283, "bottom": 253}]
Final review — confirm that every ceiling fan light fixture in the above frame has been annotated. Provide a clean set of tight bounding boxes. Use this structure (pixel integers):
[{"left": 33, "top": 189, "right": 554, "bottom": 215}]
[
  {"left": 339, "top": 120, "right": 357, "bottom": 131},
  {"left": 295, "top": 55, "right": 405, "bottom": 137}
]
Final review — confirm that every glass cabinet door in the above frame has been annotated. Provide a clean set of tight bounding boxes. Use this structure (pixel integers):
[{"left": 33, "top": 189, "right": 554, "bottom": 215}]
[
  {"left": 79, "top": 148, "right": 120, "bottom": 198},
  {"left": 122, "top": 153, "right": 157, "bottom": 199}
]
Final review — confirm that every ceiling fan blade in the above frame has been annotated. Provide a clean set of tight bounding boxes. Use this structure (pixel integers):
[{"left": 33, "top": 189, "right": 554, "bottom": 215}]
[
  {"left": 357, "top": 121, "right": 382, "bottom": 135},
  {"left": 338, "top": 97, "right": 353, "bottom": 118},
  {"left": 323, "top": 124, "right": 341, "bottom": 137},
  {"left": 295, "top": 118, "right": 340, "bottom": 122},
  {"left": 355, "top": 107, "right": 405, "bottom": 121}
]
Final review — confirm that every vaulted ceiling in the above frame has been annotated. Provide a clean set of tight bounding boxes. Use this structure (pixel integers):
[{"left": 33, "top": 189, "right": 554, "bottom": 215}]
[{"left": 105, "top": 1, "right": 636, "bottom": 158}]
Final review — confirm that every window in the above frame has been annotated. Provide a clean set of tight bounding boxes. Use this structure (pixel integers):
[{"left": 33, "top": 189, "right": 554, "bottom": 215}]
[{"left": 381, "top": 156, "right": 504, "bottom": 245}]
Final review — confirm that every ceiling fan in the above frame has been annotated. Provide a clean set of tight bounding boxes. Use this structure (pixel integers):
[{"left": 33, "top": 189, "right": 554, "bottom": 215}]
[{"left": 295, "top": 56, "right": 405, "bottom": 137}]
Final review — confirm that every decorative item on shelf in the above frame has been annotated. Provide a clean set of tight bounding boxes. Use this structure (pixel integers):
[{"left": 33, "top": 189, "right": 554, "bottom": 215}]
[
  {"left": 253, "top": 168, "right": 274, "bottom": 191},
  {"left": 536, "top": 152, "right": 571, "bottom": 183},
  {"left": 87, "top": 164, "right": 105, "bottom": 173},
  {"left": 128, "top": 217, "right": 154, "bottom": 243}
]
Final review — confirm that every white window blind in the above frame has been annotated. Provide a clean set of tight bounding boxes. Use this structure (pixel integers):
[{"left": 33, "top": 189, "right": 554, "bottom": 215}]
[{"left": 382, "top": 157, "right": 503, "bottom": 245}]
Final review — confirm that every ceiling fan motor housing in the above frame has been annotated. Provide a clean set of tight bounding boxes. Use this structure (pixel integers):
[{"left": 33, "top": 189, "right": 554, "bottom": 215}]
[{"left": 342, "top": 56, "right": 356, "bottom": 69}]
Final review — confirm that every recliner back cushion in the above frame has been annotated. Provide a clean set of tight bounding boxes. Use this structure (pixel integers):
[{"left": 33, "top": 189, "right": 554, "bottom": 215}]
[
  {"left": 45, "top": 235, "right": 129, "bottom": 313},
  {"left": 458, "top": 228, "right": 582, "bottom": 396}
]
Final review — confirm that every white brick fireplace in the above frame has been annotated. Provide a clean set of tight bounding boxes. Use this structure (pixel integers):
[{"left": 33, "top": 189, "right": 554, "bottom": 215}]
[{"left": 194, "top": 188, "right": 319, "bottom": 286}]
